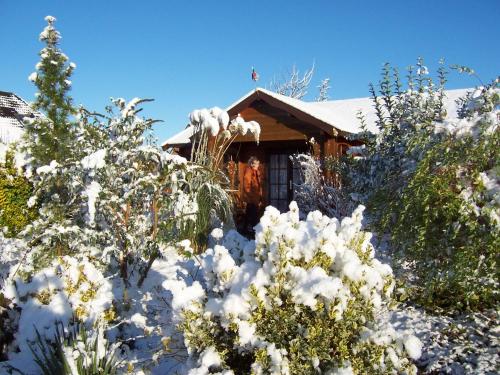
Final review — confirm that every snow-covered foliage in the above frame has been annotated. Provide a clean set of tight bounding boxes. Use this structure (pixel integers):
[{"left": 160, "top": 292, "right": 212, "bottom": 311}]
[
  {"left": 291, "top": 153, "right": 352, "bottom": 219},
  {"left": 342, "top": 59, "right": 451, "bottom": 211},
  {"left": 386, "top": 304, "right": 499, "bottom": 374},
  {"left": 182, "top": 107, "right": 261, "bottom": 248},
  {"left": 3, "top": 17, "right": 498, "bottom": 373},
  {"left": 173, "top": 202, "right": 421, "bottom": 374},
  {"left": 1, "top": 97, "right": 243, "bottom": 373},
  {"left": 1, "top": 256, "right": 113, "bottom": 372},
  {"left": 341, "top": 60, "right": 499, "bottom": 311},
  {"left": 316, "top": 78, "right": 331, "bottom": 102},
  {"left": 24, "top": 15, "right": 77, "bottom": 167},
  {"left": 388, "top": 83, "right": 499, "bottom": 311},
  {"left": 0, "top": 16, "right": 249, "bottom": 374},
  {"left": 32, "top": 323, "right": 118, "bottom": 375}
]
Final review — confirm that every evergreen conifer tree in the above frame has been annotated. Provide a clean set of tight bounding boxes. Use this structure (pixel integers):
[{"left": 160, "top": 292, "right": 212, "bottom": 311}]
[
  {"left": 18, "top": 16, "right": 85, "bottom": 268},
  {"left": 25, "top": 15, "right": 76, "bottom": 166}
]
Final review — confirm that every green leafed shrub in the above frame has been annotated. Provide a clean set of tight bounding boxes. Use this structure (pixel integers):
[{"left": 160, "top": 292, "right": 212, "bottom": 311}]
[
  {"left": 340, "top": 59, "right": 499, "bottom": 312},
  {"left": 387, "top": 85, "right": 500, "bottom": 311},
  {"left": 343, "top": 58, "right": 450, "bottom": 221},
  {"left": 171, "top": 203, "right": 421, "bottom": 374}
]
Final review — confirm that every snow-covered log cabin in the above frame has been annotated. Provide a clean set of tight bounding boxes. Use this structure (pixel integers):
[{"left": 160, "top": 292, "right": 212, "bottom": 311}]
[{"left": 162, "top": 87, "right": 468, "bottom": 213}]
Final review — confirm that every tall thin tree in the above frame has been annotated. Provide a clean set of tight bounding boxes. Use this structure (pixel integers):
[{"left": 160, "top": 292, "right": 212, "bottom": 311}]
[{"left": 25, "top": 15, "right": 76, "bottom": 166}]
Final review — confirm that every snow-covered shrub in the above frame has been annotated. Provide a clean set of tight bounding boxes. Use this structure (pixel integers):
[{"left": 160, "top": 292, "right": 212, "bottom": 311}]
[
  {"left": 345, "top": 59, "right": 450, "bottom": 218},
  {"left": 17, "top": 15, "right": 97, "bottom": 271},
  {"left": 29, "top": 322, "right": 118, "bottom": 375},
  {"left": 339, "top": 60, "right": 499, "bottom": 311},
  {"left": 172, "top": 203, "right": 421, "bottom": 374},
  {"left": 18, "top": 95, "right": 198, "bottom": 280},
  {"left": 389, "top": 84, "right": 499, "bottom": 311},
  {"left": 0, "top": 255, "right": 114, "bottom": 373},
  {"left": 291, "top": 153, "right": 352, "bottom": 219}
]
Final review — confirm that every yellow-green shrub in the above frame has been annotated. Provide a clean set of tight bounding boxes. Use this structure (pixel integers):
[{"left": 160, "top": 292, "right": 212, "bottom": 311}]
[
  {"left": 0, "top": 150, "right": 37, "bottom": 237},
  {"left": 171, "top": 204, "right": 421, "bottom": 374}
]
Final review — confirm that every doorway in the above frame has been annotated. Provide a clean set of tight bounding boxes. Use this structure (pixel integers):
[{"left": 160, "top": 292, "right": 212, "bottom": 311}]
[{"left": 268, "top": 153, "right": 303, "bottom": 212}]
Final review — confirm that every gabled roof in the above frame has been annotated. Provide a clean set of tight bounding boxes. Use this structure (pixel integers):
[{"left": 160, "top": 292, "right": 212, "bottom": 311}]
[
  {"left": 162, "top": 87, "right": 471, "bottom": 148},
  {"left": 0, "top": 91, "right": 36, "bottom": 144}
]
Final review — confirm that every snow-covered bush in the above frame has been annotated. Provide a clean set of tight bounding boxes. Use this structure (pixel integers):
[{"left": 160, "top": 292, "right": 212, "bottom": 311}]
[
  {"left": 344, "top": 59, "right": 450, "bottom": 217},
  {"left": 17, "top": 15, "right": 95, "bottom": 271},
  {"left": 19, "top": 95, "right": 231, "bottom": 276},
  {"left": 29, "top": 322, "right": 118, "bottom": 375},
  {"left": 389, "top": 84, "right": 499, "bottom": 311},
  {"left": 0, "top": 255, "right": 114, "bottom": 373},
  {"left": 340, "top": 60, "right": 499, "bottom": 311},
  {"left": 172, "top": 203, "right": 421, "bottom": 374},
  {"left": 291, "top": 153, "right": 352, "bottom": 219}
]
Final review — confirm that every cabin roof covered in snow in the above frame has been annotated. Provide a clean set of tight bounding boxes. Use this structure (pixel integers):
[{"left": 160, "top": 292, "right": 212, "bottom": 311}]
[{"left": 162, "top": 87, "right": 472, "bottom": 148}]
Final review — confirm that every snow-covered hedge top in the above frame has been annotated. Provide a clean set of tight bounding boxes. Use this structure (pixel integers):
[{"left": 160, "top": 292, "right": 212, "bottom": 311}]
[{"left": 200, "top": 203, "right": 393, "bottom": 317}]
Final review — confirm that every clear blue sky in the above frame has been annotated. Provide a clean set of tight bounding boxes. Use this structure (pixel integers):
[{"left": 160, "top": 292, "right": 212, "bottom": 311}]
[{"left": 1, "top": 0, "right": 499, "bottom": 142}]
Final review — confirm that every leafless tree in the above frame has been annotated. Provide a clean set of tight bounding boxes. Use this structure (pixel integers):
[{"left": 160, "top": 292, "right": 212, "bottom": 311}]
[
  {"left": 316, "top": 78, "right": 331, "bottom": 101},
  {"left": 268, "top": 63, "right": 315, "bottom": 99}
]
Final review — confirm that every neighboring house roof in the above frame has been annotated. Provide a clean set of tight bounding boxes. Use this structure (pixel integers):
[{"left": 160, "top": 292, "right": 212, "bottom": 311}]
[
  {"left": 0, "top": 91, "right": 36, "bottom": 144},
  {"left": 162, "top": 87, "right": 471, "bottom": 148}
]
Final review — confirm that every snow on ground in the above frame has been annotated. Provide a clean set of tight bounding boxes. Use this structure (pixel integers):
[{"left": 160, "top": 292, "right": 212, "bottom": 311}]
[
  {"left": 0, "top": 227, "right": 498, "bottom": 374},
  {"left": 384, "top": 304, "right": 499, "bottom": 375},
  {"left": 373, "top": 231, "right": 499, "bottom": 375}
]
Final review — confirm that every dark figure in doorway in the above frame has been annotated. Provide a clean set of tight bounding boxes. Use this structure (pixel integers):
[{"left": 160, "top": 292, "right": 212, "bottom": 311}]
[{"left": 243, "top": 156, "right": 263, "bottom": 234}]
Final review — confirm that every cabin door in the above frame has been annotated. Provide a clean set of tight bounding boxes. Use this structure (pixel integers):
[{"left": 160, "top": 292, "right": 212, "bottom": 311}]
[
  {"left": 268, "top": 153, "right": 303, "bottom": 212},
  {"left": 268, "top": 154, "right": 289, "bottom": 212}
]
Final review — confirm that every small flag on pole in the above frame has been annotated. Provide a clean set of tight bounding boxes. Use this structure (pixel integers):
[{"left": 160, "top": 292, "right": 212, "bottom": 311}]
[{"left": 251, "top": 67, "right": 259, "bottom": 82}]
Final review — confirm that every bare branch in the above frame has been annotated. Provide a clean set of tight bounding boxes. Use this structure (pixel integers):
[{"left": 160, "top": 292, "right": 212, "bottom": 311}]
[
  {"left": 316, "top": 78, "right": 331, "bottom": 102},
  {"left": 268, "top": 63, "right": 315, "bottom": 99}
]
